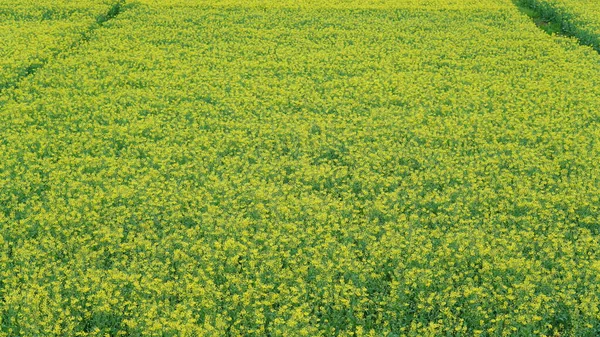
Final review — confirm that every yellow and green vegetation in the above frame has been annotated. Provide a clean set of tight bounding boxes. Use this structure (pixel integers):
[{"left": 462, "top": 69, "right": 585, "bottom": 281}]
[
  {"left": 517, "top": 0, "right": 600, "bottom": 50},
  {"left": 1, "top": 0, "right": 600, "bottom": 336},
  {"left": 0, "top": 0, "right": 120, "bottom": 90}
]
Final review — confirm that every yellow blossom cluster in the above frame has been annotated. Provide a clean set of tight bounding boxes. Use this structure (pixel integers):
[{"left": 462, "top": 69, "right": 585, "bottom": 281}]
[{"left": 1, "top": 0, "right": 600, "bottom": 336}]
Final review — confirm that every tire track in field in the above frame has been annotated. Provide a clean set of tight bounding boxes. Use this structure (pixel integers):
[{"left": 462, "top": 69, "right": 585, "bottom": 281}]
[
  {"left": 514, "top": 0, "right": 600, "bottom": 54},
  {"left": 0, "top": 0, "right": 129, "bottom": 94}
]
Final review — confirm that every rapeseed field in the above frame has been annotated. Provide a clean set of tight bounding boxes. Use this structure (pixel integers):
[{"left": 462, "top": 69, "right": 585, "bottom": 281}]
[{"left": 1, "top": 0, "right": 600, "bottom": 336}]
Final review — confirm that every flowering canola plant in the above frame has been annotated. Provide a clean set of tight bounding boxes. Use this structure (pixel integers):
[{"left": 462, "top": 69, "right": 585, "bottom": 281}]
[{"left": 1, "top": 0, "right": 600, "bottom": 336}]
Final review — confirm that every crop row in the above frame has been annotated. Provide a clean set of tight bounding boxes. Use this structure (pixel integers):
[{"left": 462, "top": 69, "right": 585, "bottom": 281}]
[
  {"left": 518, "top": 0, "right": 600, "bottom": 51},
  {"left": 0, "top": 0, "right": 120, "bottom": 90}
]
